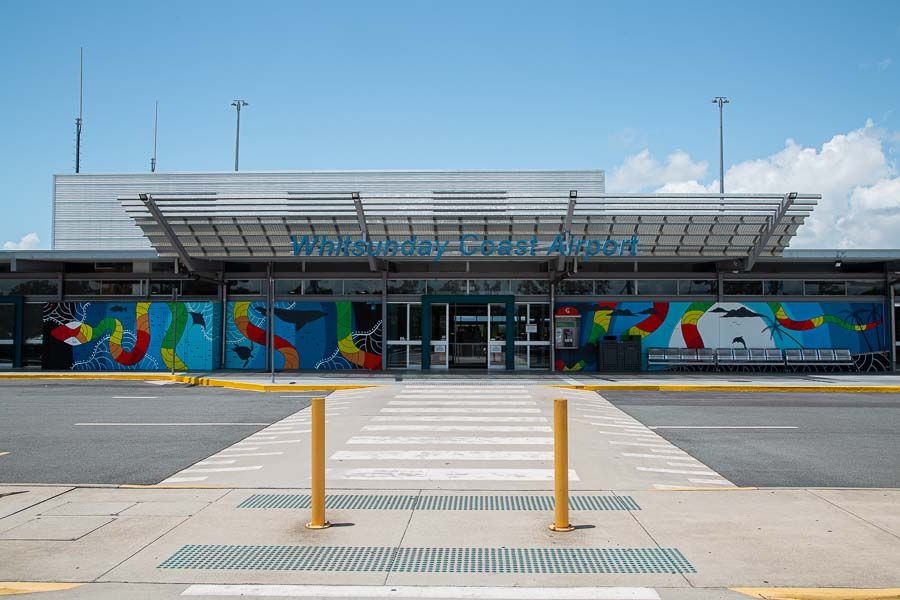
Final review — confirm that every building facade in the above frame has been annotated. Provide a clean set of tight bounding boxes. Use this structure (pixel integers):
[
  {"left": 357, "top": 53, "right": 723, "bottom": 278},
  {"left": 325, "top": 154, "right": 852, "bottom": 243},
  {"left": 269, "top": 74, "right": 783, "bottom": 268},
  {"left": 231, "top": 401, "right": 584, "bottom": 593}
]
[{"left": 0, "top": 170, "right": 895, "bottom": 373}]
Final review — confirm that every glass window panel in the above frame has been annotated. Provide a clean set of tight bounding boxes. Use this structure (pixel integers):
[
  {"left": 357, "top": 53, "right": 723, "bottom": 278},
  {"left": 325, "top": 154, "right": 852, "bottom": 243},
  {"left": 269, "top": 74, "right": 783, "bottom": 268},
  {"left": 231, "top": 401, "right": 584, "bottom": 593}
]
[
  {"left": 408, "top": 344, "right": 422, "bottom": 368},
  {"left": 531, "top": 303, "right": 551, "bottom": 341},
  {"left": 847, "top": 280, "right": 885, "bottom": 296},
  {"left": 489, "top": 304, "right": 506, "bottom": 340},
  {"left": 764, "top": 280, "right": 804, "bottom": 296},
  {"left": 0, "top": 279, "right": 59, "bottom": 296},
  {"left": 226, "top": 280, "right": 263, "bottom": 295},
  {"left": 343, "top": 280, "right": 383, "bottom": 295},
  {"left": 274, "top": 280, "right": 304, "bottom": 295},
  {"left": 409, "top": 304, "right": 422, "bottom": 341},
  {"left": 678, "top": 280, "right": 717, "bottom": 295},
  {"left": 529, "top": 345, "right": 550, "bottom": 369},
  {"left": 469, "top": 280, "right": 507, "bottom": 294},
  {"left": 150, "top": 281, "right": 181, "bottom": 296},
  {"left": 515, "top": 304, "right": 528, "bottom": 341},
  {"left": 427, "top": 280, "right": 466, "bottom": 294},
  {"left": 637, "top": 280, "right": 678, "bottom": 295},
  {"left": 23, "top": 303, "right": 43, "bottom": 367},
  {"left": 387, "top": 280, "right": 426, "bottom": 294},
  {"left": 64, "top": 280, "right": 101, "bottom": 295},
  {"left": 387, "top": 304, "right": 407, "bottom": 341},
  {"left": 804, "top": 280, "right": 846, "bottom": 295},
  {"left": 387, "top": 345, "right": 407, "bottom": 369},
  {"left": 512, "top": 280, "right": 550, "bottom": 295},
  {"left": 558, "top": 280, "right": 594, "bottom": 295},
  {"left": 723, "top": 280, "right": 764, "bottom": 295},
  {"left": 0, "top": 304, "right": 14, "bottom": 367},
  {"left": 595, "top": 280, "right": 634, "bottom": 295},
  {"left": 100, "top": 281, "right": 141, "bottom": 295},
  {"left": 515, "top": 345, "right": 529, "bottom": 368},
  {"left": 181, "top": 279, "right": 219, "bottom": 296},
  {"left": 306, "top": 280, "right": 339, "bottom": 295}
]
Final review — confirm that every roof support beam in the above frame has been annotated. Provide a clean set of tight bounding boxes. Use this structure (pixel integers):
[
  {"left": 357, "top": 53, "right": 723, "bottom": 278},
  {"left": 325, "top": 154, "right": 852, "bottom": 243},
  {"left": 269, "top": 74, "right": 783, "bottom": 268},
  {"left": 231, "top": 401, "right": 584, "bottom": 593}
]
[
  {"left": 353, "top": 192, "right": 379, "bottom": 272},
  {"left": 744, "top": 192, "right": 795, "bottom": 271},
  {"left": 557, "top": 191, "right": 577, "bottom": 272},
  {"left": 139, "top": 194, "right": 220, "bottom": 273}
]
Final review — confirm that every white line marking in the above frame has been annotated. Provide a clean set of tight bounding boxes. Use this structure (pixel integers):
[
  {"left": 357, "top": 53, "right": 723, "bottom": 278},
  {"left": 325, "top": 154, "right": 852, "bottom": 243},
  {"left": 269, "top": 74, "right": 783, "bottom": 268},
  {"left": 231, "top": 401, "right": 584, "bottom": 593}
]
[
  {"left": 251, "top": 430, "right": 310, "bottom": 435},
  {"left": 590, "top": 423, "right": 648, "bottom": 430},
  {"left": 111, "top": 396, "right": 158, "bottom": 399},
  {"left": 648, "top": 426, "right": 799, "bottom": 430},
  {"left": 582, "top": 415, "right": 633, "bottom": 422},
  {"left": 622, "top": 453, "right": 694, "bottom": 461},
  {"left": 223, "top": 447, "right": 258, "bottom": 451},
  {"left": 213, "top": 452, "right": 284, "bottom": 458},
  {"left": 653, "top": 484, "right": 691, "bottom": 490},
  {"left": 184, "top": 466, "right": 263, "bottom": 473},
  {"left": 163, "top": 476, "right": 208, "bottom": 483},
  {"left": 649, "top": 448, "right": 687, "bottom": 454},
  {"left": 196, "top": 460, "right": 237, "bottom": 466},
  {"left": 332, "top": 468, "right": 579, "bottom": 481},
  {"left": 636, "top": 467, "right": 718, "bottom": 476},
  {"left": 332, "top": 450, "right": 553, "bottom": 461},
  {"left": 371, "top": 416, "right": 547, "bottom": 423},
  {"left": 394, "top": 395, "right": 532, "bottom": 400},
  {"left": 381, "top": 408, "right": 542, "bottom": 414},
  {"left": 363, "top": 425, "right": 552, "bottom": 433},
  {"left": 389, "top": 400, "right": 536, "bottom": 406},
  {"left": 74, "top": 422, "right": 269, "bottom": 426},
  {"left": 595, "top": 431, "right": 660, "bottom": 438},
  {"left": 181, "top": 584, "right": 660, "bottom": 599},
  {"left": 347, "top": 436, "right": 553, "bottom": 445}
]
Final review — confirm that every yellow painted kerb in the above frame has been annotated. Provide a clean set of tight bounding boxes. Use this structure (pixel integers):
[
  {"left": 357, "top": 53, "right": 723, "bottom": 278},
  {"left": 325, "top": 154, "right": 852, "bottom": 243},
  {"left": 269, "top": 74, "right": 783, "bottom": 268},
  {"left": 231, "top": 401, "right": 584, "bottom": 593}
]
[
  {"left": 0, "top": 373, "right": 378, "bottom": 393},
  {"left": 0, "top": 582, "right": 82, "bottom": 596},
  {"left": 731, "top": 588, "right": 900, "bottom": 600}
]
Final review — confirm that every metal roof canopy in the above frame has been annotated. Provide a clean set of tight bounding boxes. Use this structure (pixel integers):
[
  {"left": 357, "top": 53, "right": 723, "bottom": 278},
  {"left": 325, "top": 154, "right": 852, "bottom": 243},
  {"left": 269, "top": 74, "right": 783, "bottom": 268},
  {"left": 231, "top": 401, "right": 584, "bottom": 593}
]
[{"left": 121, "top": 191, "right": 817, "bottom": 271}]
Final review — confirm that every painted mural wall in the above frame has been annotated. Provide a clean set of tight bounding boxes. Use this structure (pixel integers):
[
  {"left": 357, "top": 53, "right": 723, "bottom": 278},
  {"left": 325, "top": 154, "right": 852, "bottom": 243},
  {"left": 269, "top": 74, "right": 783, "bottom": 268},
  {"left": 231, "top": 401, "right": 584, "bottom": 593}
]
[
  {"left": 554, "top": 301, "right": 889, "bottom": 372},
  {"left": 224, "top": 301, "right": 382, "bottom": 370},
  {"left": 42, "top": 302, "right": 221, "bottom": 371}
]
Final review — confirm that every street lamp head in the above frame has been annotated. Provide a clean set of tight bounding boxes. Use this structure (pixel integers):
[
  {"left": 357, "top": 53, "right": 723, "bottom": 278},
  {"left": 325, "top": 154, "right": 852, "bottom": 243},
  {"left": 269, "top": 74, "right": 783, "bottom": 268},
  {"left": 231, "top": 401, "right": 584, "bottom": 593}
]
[{"left": 232, "top": 100, "right": 248, "bottom": 107}]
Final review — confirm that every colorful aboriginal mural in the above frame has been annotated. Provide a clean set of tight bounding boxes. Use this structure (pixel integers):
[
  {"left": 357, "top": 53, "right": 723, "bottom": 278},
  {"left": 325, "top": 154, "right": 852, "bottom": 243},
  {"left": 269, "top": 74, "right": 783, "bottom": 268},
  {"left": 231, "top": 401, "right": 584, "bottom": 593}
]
[
  {"left": 224, "top": 301, "right": 382, "bottom": 370},
  {"left": 554, "top": 301, "right": 889, "bottom": 372},
  {"left": 42, "top": 302, "right": 221, "bottom": 371}
]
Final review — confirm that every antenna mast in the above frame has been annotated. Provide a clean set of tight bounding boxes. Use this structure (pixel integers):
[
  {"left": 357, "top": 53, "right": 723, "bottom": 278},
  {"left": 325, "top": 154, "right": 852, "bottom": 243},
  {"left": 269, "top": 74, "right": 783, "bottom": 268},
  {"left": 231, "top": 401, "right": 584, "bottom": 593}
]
[
  {"left": 75, "top": 47, "right": 83, "bottom": 173},
  {"left": 151, "top": 101, "right": 158, "bottom": 172}
]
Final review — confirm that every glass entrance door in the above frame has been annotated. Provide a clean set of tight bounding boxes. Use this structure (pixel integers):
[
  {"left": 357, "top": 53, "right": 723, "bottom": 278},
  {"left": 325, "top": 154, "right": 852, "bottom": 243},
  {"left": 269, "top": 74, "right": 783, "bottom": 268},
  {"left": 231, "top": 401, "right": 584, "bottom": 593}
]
[
  {"left": 450, "top": 304, "right": 488, "bottom": 368},
  {"left": 0, "top": 301, "right": 21, "bottom": 369},
  {"left": 429, "top": 303, "right": 449, "bottom": 369}
]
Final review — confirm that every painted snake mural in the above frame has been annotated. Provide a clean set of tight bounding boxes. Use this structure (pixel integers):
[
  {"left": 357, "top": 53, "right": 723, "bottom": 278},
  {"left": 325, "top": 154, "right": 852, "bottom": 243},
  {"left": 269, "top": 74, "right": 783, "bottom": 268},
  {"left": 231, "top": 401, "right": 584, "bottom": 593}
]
[
  {"left": 768, "top": 302, "right": 882, "bottom": 332},
  {"left": 50, "top": 302, "right": 189, "bottom": 368},
  {"left": 232, "top": 301, "right": 300, "bottom": 369},
  {"left": 336, "top": 301, "right": 381, "bottom": 369}
]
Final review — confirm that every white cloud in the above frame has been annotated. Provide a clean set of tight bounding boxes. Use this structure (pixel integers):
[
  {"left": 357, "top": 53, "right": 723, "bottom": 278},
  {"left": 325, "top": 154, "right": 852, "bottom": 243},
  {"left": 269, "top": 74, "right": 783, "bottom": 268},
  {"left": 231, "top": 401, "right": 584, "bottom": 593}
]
[
  {"left": 607, "top": 121, "right": 900, "bottom": 248},
  {"left": 3, "top": 232, "right": 41, "bottom": 251},
  {"left": 608, "top": 149, "right": 708, "bottom": 193}
]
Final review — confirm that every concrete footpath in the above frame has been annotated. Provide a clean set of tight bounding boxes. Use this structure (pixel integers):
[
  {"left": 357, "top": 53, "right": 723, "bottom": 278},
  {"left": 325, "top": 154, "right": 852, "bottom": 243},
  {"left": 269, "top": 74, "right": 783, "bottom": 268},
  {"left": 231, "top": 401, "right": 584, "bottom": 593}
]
[{"left": 0, "top": 382, "right": 898, "bottom": 598}]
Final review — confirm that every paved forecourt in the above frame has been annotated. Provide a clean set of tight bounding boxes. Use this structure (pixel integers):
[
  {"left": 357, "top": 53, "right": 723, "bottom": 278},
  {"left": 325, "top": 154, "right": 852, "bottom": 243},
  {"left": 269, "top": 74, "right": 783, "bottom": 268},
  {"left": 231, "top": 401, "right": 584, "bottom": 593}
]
[{"left": 160, "top": 382, "right": 733, "bottom": 490}]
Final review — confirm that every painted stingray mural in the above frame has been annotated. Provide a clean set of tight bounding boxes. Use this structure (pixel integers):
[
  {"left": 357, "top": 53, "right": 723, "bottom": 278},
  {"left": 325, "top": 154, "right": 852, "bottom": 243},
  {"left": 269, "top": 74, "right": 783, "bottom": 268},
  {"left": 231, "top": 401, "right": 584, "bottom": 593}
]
[
  {"left": 42, "top": 302, "right": 221, "bottom": 371},
  {"left": 554, "top": 301, "right": 888, "bottom": 372},
  {"left": 225, "top": 301, "right": 382, "bottom": 370}
]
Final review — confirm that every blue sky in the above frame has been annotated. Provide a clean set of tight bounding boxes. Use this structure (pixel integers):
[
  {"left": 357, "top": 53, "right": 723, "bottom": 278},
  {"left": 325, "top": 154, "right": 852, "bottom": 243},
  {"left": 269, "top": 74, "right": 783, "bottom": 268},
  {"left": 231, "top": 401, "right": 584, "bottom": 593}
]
[{"left": 1, "top": 1, "right": 899, "bottom": 249}]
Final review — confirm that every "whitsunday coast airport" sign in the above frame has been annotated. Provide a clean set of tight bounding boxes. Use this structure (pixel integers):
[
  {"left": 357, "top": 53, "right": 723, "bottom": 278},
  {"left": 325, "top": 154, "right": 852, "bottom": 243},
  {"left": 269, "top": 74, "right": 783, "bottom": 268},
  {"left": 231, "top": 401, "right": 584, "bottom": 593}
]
[{"left": 291, "top": 234, "right": 640, "bottom": 261}]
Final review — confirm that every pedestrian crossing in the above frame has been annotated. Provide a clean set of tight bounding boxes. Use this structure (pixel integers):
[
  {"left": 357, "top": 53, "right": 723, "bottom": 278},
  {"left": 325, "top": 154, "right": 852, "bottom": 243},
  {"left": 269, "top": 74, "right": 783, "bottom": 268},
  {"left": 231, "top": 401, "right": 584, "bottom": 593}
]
[{"left": 331, "top": 384, "right": 570, "bottom": 484}]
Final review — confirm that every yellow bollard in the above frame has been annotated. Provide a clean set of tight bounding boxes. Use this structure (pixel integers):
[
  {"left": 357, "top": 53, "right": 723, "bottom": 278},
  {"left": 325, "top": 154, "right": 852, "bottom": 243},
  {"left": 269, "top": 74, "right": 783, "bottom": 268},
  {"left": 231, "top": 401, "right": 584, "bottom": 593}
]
[
  {"left": 305, "top": 396, "right": 331, "bottom": 529},
  {"left": 549, "top": 398, "right": 575, "bottom": 532}
]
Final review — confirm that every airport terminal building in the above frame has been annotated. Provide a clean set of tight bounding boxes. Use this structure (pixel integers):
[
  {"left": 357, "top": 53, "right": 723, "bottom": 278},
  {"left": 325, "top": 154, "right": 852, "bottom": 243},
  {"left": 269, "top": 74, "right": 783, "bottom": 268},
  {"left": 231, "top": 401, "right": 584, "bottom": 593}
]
[{"left": 0, "top": 169, "right": 896, "bottom": 373}]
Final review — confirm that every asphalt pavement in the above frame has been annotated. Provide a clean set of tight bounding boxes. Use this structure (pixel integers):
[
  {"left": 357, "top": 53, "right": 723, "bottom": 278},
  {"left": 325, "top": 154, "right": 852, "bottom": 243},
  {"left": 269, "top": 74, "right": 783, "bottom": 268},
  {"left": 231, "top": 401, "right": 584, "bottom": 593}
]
[
  {"left": 0, "top": 381, "right": 320, "bottom": 485},
  {"left": 603, "top": 391, "right": 900, "bottom": 488}
]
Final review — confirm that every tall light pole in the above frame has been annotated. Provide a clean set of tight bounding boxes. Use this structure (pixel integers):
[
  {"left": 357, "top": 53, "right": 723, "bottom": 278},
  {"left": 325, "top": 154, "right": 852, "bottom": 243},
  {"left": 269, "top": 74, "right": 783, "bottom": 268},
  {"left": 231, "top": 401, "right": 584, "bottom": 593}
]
[
  {"left": 232, "top": 99, "right": 248, "bottom": 171},
  {"left": 711, "top": 96, "right": 729, "bottom": 194}
]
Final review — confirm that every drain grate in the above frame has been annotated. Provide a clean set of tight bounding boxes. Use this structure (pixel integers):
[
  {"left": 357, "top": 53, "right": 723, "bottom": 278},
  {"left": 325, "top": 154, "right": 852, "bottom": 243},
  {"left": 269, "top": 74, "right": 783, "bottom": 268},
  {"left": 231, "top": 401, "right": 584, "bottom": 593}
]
[
  {"left": 237, "top": 494, "right": 640, "bottom": 511},
  {"left": 159, "top": 545, "right": 693, "bottom": 574}
]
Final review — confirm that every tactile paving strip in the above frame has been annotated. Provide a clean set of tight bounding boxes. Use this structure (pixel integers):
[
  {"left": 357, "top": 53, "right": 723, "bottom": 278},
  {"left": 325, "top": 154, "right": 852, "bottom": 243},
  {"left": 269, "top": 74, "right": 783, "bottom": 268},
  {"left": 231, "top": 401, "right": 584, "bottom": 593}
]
[
  {"left": 237, "top": 494, "right": 640, "bottom": 511},
  {"left": 159, "top": 545, "right": 694, "bottom": 574}
]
